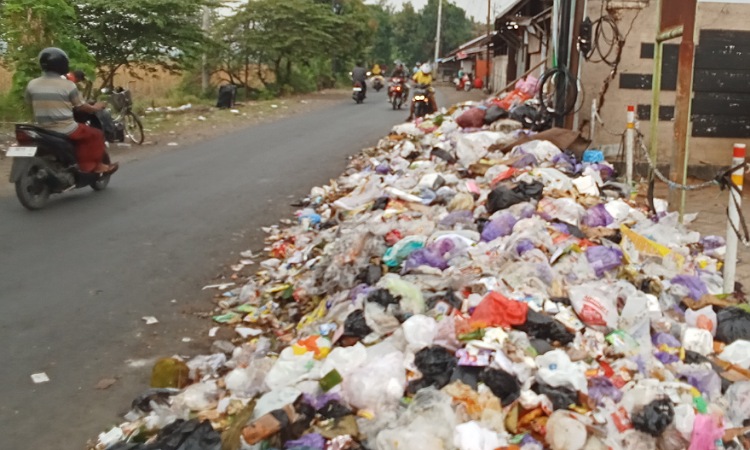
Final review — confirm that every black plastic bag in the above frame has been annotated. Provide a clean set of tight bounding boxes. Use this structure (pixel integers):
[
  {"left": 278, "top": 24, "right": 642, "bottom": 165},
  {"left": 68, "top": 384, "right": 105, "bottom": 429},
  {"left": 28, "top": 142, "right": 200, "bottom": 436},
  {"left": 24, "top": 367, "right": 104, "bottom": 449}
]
[
  {"left": 407, "top": 345, "right": 457, "bottom": 394},
  {"left": 515, "top": 310, "right": 575, "bottom": 345},
  {"left": 632, "top": 398, "right": 674, "bottom": 436},
  {"left": 367, "top": 288, "right": 399, "bottom": 307},
  {"left": 533, "top": 381, "right": 578, "bottom": 411},
  {"left": 343, "top": 310, "right": 372, "bottom": 338},
  {"left": 486, "top": 181, "right": 544, "bottom": 214},
  {"left": 108, "top": 419, "right": 221, "bottom": 450},
  {"left": 484, "top": 105, "right": 509, "bottom": 124},
  {"left": 450, "top": 366, "right": 482, "bottom": 390},
  {"left": 716, "top": 307, "right": 750, "bottom": 344},
  {"left": 371, "top": 197, "right": 390, "bottom": 211},
  {"left": 318, "top": 400, "right": 353, "bottom": 419},
  {"left": 480, "top": 368, "right": 521, "bottom": 405}
]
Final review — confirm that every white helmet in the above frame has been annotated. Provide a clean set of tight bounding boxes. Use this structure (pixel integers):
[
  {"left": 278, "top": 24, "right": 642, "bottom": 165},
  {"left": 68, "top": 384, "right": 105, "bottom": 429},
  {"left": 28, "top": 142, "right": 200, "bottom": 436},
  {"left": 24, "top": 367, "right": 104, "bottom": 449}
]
[{"left": 420, "top": 63, "right": 432, "bottom": 74}]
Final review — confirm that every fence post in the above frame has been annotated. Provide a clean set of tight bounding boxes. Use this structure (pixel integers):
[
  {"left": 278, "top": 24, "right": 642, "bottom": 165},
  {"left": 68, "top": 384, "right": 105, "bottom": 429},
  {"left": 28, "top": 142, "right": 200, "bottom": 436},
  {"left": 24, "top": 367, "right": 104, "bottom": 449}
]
[
  {"left": 724, "top": 143, "right": 746, "bottom": 294},
  {"left": 626, "top": 105, "right": 635, "bottom": 187}
]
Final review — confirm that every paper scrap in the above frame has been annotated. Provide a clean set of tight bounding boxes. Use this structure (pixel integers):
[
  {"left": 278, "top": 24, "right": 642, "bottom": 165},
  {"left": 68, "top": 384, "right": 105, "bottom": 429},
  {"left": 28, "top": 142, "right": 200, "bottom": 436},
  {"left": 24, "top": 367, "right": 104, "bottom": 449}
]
[
  {"left": 208, "top": 327, "right": 219, "bottom": 337},
  {"left": 95, "top": 378, "right": 117, "bottom": 390},
  {"left": 236, "top": 327, "right": 263, "bottom": 338},
  {"left": 31, "top": 372, "right": 50, "bottom": 384},
  {"left": 142, "top": 316, "right": 159, "bottom": 325},
  {"left": 202, "top": 283, "right": 236, "bottom": 290}
]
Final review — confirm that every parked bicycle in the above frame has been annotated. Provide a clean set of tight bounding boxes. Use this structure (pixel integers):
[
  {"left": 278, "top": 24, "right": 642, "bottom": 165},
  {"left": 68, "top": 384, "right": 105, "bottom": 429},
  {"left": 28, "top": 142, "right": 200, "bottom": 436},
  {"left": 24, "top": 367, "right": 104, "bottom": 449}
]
[{"left": 103, "top": 87, "right": 145, "bottom": 145}]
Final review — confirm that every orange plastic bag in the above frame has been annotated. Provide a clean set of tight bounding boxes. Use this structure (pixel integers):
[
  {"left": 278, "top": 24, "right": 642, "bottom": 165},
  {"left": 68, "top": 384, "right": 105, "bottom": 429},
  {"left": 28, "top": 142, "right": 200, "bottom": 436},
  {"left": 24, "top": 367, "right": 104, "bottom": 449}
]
[{"left": 469, "top": 292, "right": 528, "bottom": 328}]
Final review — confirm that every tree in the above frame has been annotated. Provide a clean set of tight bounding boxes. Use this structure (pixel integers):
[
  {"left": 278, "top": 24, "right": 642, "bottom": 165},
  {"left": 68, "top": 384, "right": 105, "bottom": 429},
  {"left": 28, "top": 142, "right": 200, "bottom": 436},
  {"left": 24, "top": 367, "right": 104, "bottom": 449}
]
[
  {"left": 0, "top": 0, "right": 94, "bottom": 98},
  {"left": 74, "top": 0, "right": 211, "bottom": 89},
  {"left": 367, "top": 2, "right": 395, "bottom": 66}
]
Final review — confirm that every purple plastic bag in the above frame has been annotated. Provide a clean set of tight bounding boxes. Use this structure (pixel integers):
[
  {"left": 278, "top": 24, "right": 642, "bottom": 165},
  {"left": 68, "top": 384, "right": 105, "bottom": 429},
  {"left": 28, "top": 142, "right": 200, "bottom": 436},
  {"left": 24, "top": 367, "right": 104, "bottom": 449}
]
[
  {"left": 552, "top": 152, "right": 578, "bottom": 174},
  {"left": 655, "top": 352, "right": 680, "bottom": 364},
  {"left": 404, "top": 239, "right": 456, "bottom": 271},
  {"left": 582, "top": 204, "right": 614, "bottom": 228},
  {"left": 671, "top": 275, "right": 708, "bottom": 300},
  {"left": 375, "top": 162, "right": 390, "bottom": 174},
  {"left": 701, "top": 235, "right": 726, "bottom": 250},
  {"left": 585, "top": 246, "right": 623, "bottom": 277},
  {"left": 588, "top": 376, "right": 623, "bottom": 405},
  {"left": 652, "top": 332, "right": 682, "bottom": 348},
  {"left": 284, "top": 433, "right": 326, "bottom": 450},
  {"left": 302, "top": 392, "right": 342, "bottom": 411},
  {"left": 516, "top": 238, "right": 535, "bottom": 255},
  {"left": 680, "top": 366, "right": 722, "bottom": 400},
  {"left": 511, "top": 153, "right": 538, "bottom": 168},
  {"left": 481, "top": 213, "right": 518, "bottom": 242}
]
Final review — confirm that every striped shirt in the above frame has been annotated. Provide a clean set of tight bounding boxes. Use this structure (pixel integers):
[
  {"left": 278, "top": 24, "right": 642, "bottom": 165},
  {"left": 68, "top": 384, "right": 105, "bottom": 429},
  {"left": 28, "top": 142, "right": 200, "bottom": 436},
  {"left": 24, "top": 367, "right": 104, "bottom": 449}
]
[{"left": 25, "top": 73, "right": 83, "bottom": 134}]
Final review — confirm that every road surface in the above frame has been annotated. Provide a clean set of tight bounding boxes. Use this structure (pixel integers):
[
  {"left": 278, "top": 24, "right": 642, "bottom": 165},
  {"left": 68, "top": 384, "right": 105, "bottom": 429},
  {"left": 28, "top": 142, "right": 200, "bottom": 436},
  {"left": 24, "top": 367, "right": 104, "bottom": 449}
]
[{"left": 0, "top": 89, "right": 418, "bottom": 448}]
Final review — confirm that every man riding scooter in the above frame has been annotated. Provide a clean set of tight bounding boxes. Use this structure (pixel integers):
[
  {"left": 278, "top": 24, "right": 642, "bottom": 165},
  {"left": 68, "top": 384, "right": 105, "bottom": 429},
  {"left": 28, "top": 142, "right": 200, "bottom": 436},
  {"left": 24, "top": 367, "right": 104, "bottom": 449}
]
[
  {"left": 351, "top": 62, "right": 368, "bottom": 99},
  {"left": 407, "top": 63, "right": 438, "bottom": 121},
  {"left": 25, "top": 48, "right": 118, "bottom": 174},
  {"left": 388, "top": 62, "right": 409, "bottom": 106}
]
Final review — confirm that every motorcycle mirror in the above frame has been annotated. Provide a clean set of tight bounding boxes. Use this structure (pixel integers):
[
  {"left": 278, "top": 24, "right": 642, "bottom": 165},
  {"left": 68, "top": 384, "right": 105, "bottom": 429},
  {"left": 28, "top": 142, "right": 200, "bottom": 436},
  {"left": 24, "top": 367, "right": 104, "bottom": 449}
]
[
  {"left": 101, "top": 88, "right": 110, "bottom": 94},
  {"left": 366, "top": 72, "right": 372, "bottom": 77}
]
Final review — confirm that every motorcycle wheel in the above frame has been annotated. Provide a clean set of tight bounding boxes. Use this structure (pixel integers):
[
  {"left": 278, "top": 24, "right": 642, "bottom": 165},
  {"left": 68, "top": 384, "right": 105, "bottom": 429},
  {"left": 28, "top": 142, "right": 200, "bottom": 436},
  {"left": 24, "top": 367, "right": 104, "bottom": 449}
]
[
  {"left": 15, "top": 161, "right": 50, "bottom": 210},
  {"left": 415, "top": 102, "right": 426, "bottom": 118},
  {"left": 391, "top": 96, "right": 398, "bottom": 110},
  {"left": 125, "top": 112, "right": 145, "bottom": 145},
  {"left": 91, "top": 153, "right": 112, "bottom": 191}
]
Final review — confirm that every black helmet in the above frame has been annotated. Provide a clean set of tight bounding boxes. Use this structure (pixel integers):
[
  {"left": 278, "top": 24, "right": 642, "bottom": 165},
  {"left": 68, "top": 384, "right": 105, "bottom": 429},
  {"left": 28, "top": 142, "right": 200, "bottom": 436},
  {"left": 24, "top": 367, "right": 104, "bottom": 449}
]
[{"left": 39, "top": 47, "right": 70, "bottom": 75}]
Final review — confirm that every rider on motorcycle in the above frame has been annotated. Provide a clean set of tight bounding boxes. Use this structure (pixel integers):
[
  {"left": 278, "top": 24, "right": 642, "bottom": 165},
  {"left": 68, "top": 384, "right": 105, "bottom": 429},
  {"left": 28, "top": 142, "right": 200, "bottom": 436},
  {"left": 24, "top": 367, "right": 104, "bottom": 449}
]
[
  {"left": 25, "top": 48, "right": 117, "bottom": 174},
  {"left": 407, "top": 63, "right": 438, "bottom": 121},
  {"left": 391, "top": 62, "right": 408, "bottom": 79},
  {"left": 352, "top": 62, "right": 368, "bottom": 98}
]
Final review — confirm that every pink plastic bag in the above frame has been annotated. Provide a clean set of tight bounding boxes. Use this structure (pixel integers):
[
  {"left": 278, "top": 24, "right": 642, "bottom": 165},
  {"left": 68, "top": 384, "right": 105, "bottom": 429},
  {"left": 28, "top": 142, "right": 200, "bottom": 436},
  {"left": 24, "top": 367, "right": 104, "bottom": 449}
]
[{"left": 456, "top": 107, "right": 486, "bottom": 129}]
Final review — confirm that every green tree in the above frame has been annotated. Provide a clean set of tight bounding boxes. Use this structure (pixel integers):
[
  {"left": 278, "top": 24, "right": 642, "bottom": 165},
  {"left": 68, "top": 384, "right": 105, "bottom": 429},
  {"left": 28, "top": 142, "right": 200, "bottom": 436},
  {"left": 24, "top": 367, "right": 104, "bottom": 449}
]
[
  {"left": 367, "top": 1, "right": 395, "bottom": 66},
  {"left": 0, "top": 0, "right": 94, "bottom": 98},
  {"left": 74, "top": 0, "right": 211, "bottom": 89}
]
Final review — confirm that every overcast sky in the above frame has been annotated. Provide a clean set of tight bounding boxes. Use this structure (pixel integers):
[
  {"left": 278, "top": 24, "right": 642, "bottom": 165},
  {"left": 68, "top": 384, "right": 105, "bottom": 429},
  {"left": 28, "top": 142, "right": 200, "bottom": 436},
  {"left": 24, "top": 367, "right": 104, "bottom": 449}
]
[{"left": 372, "top": 0, "right": 517, "bottom": 21}]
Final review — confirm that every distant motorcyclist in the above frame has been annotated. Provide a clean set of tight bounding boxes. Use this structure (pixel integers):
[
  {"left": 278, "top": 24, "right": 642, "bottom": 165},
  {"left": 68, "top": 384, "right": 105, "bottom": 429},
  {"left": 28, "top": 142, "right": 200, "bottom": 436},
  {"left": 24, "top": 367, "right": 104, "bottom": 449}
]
[
  {"left": 371, "top": 63, "right": 382, "bottom": 76},
  {"left": 351, "top": 62, "right": 368, "bottom": 98},
  {"left": 391, "top": 62, "right": 408, "bottom": 79},
  {"left": 25, "top": 48, "right": 117, "bottom": 174},
  {"left": 412, "top": 62, "right": 421, "bottom": 75},
  {"left": 407, "top": 63, "right": 438, "bottom": 121}
]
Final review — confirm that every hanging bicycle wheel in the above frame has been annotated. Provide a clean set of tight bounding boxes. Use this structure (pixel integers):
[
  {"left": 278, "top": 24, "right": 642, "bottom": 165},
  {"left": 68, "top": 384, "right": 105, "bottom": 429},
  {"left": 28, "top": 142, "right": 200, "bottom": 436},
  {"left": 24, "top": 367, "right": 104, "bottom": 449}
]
[{"left": 125, "top": 111, "right": 145, "bottom": 145}]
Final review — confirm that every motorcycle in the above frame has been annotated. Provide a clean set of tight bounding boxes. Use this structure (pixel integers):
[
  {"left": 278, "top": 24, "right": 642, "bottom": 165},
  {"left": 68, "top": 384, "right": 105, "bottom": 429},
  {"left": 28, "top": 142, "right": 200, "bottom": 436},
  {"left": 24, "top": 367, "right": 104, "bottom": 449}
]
[
  {"left": 411, "top": 84, "right": 434, "bottom": 119},
  {"left": 352, "top": 81, "right": 365, "bottom": 104},
  {"left": 371, "top": 75, "right": 385, "bottom": 92},
  {"left": 387, "top": 77, "right": 407, "bottom": 110},
  {"left": 6, "top": 123, "right": 114, "bottom": 210},
  {"left": 454, "top": 74, "right": 472, "bottom": 91}
]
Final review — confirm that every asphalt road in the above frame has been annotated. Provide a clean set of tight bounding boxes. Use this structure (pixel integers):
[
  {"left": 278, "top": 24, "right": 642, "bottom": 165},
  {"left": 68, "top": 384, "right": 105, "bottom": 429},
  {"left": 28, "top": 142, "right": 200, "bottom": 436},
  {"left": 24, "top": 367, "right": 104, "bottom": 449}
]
[{"left": 0, "top": 89, "right": 409, "bottom": 449}]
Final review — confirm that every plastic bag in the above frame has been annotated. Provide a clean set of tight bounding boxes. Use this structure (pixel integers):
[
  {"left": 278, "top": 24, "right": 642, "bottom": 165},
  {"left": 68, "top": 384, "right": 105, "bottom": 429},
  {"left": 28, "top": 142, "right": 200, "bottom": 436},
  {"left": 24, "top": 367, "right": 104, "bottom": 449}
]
[
  {"left": 487, "top": 181, "right": 544, "bottom": 214},
  {"left": 632, "top": 398, "right": 674, "bottom": 437},
  {"left": 383, "top": 236, "right": 426, "bottom": 267},
  {"left": 403, "top": 315, "right": 438, "bottom": 352},
  {"left": 343, "top": 350, "right": 405, "bottom": 414},
  {"left": 453, "top": 421, "right": 506, "bottom": 450},
  {"left": 264, "top": 347, "right": 320, "bottom": 391},
  {"left": 725, "top": 381, "right": 750, "bottom": 427},
  {"left": 535, "top": 349, "right": 587, "bottom": 393},
  {"left": 404, "top": 238, "right": 456, "bottom": 271},
  {"left": 455, "top": 132, "right": 507, "bottom": 166},
  {"left": 375, "top": 388, "right": 456, "bottom": 450},
  {"left": 670, "top": 275, "right": 708, "bottom": 300},
  {"left": 480, "top": 213, "right": 517, "bottom": 242},
  {"left": 108, "top": 419, "right": 221, "bottom": 450},
  {"left": 719, "top": 340, "right": 750, "bottom": 368},
  {"left": 582, "top": 204, "right": 614, "bottom": 228},
  {"left": 568, "top": 282, "right": 619, "bottom": 328},
  {"left": 545, "top": 411, "right": 587, "bottom": 450},
  {"left": 483, "top": 105, "right": 508, "bottom": 125},
  {"left": 456, "top": 107, "right": 486, "bottom": 129},
  {"left": 408, "top": 345, "right": 457, "bottom": 393},
  {"left": 381, "top": 274, "right": 426, "bottom": 315},
  {"left": 285, "top": 433, "right": 326, "bottom": 450},
  {"left": 515, "top": 309, "right": 574, "bottom": 345},
  {"left": 469, "top": 292, "right": 528, "bottom": 329},
  {"left": 685, "top": 305, "right": 718, "bottom": 336},
  {"left": 585, "top": 246, "right": 623, "bottom": 277},
  {"left": 343, "top": 309, "right": 373, "bottom": 338},
  {"left": 479, "top": 368, "right": 520, "bottom": 405},
  {"left": 533, "top": 380, "right": 578, "bottom": 410},
  {"left": 587, "top": 376, "right": 622, "bottom": 406},
  {"left": 689, "top": 414, "right": 724, "bottom": 450},
  {"left": 537, "top": 197, "right": 585, "bottom": 226},
  {"left": 716, "top": 307, "right": 750, "bottom": 344}
]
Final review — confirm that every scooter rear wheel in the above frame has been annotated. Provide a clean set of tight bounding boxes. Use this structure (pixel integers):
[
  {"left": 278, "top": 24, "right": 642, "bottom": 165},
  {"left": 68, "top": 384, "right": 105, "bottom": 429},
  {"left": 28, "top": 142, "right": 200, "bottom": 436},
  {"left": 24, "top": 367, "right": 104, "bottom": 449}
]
[{"left": 15, "top": 162, "right": 50, "bottom": 210}]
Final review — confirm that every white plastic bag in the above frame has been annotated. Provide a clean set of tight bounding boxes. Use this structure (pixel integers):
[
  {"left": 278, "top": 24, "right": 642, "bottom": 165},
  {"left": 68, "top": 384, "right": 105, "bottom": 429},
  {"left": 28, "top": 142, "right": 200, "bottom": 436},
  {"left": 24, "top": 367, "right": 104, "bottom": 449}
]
[
  {"left": 719, "top": 340, "right": 750, "bottom": 368},
  {"left": 685, "top": 306, "right": 718, "bottom": 336},
  {"left": 455, "top": 131, "right": 508, "bottom": 167},
  {"left": 402, "top": 314, "right": 438, "bottom": 352},
  {"left": 545, "top": 411, "right": 587, "bottom": 450},
  {"left": 264, "top": 347, "right": 320, "bottom": 390},
  {"left": 535, "top": 349, "right": 588, "bottom": 393},
  {"left": 568, "top": 282, "right": 619, "bottom": 329},
  {"left": 453, "top": 421, "right": 506, "bottom": 450},
  {"left": 343, "top": 350, "right": 406, "bottom": 415}
]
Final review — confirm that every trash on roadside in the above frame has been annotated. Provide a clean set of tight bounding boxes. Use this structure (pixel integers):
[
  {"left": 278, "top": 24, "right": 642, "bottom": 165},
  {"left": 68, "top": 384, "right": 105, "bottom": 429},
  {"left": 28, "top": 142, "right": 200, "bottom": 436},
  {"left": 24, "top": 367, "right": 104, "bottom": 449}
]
[{"left": 92, "top": 85, "right": 750, "bottom": 450}]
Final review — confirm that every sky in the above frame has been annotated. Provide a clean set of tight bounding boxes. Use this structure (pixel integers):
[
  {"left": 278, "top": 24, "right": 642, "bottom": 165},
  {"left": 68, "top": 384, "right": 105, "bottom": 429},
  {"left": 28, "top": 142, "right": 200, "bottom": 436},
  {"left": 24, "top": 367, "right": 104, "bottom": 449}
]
[{"left": 373, "top": 0, "right": 517, "bottom": 21}]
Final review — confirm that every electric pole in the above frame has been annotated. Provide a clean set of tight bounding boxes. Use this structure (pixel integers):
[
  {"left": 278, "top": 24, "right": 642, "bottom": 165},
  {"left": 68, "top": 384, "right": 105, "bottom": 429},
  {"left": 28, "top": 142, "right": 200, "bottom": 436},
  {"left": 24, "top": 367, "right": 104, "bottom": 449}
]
[
  {"left": 485, "top": 0, "right": 492, "bottom": 91},
  {"left": 434, "top": 0, "right": 443, "bottom": 70},
  {"left": 201, "top": 5, "right": 211, "bottom": 95}
]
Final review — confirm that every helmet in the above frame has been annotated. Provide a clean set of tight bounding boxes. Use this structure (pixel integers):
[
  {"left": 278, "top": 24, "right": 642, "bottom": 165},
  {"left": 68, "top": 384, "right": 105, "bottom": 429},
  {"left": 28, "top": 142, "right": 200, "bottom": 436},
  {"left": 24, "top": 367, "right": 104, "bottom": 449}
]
[
  {"left": 420, "top": 63, "right": 432, "bottom": 74},
  {"left": 39, "top": 48, "right": 69, "bottom": 75}
]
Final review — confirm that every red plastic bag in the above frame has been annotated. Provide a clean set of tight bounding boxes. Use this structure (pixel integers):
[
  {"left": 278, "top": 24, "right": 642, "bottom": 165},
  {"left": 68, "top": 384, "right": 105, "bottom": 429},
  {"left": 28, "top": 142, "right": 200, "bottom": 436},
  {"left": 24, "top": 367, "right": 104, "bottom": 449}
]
[
  {"left": 496, "top": 89, "right": 531, "bottom": 111},
  {"left": 469, "top": 292, "right": 528, "bottom": 328},
  {"left": 456, "top": 107, "right": 486, "bottom": 129}
]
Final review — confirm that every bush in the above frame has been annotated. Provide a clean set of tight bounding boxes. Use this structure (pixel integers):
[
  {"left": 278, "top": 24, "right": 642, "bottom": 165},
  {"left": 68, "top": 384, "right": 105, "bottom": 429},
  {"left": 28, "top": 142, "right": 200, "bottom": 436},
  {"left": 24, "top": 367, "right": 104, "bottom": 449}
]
[{"left": 0, "top": 93, "right": 30, "bottom": 122}]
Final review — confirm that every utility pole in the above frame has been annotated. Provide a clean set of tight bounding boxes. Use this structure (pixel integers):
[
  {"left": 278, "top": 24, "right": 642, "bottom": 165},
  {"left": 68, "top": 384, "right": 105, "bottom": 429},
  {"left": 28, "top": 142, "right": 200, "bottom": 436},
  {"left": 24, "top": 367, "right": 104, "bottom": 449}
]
[
  {"left": 201, "top": 5, "right": 211, "bottom": 95},
  {"left": 434, "top": 0, "right": 443, "bottom": 69},
  {"left": 485, "top": 0, "right": 492, "bottom": 92}
]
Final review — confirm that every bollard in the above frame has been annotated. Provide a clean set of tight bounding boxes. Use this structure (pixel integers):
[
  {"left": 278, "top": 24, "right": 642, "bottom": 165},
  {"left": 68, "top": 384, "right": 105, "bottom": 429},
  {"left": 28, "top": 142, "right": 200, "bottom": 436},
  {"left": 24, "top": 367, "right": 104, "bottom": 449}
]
[
  {"left": 724, "top": 143, "right": 746, "bottom": 294},
  {"left": 625, "top": 105, "right": 635, "bottom": 187}
]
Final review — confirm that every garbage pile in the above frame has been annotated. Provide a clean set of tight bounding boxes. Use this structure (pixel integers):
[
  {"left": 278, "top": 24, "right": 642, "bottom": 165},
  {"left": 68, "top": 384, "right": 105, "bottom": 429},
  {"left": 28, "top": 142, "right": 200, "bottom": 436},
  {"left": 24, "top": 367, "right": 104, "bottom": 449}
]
[{"left": 96, "top": 99, "right": 750, "bottom": 450}]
